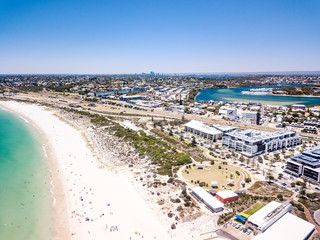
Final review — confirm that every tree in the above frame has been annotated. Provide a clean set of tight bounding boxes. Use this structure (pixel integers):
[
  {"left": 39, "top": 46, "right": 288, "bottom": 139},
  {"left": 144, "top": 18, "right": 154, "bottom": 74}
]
[
  {"left": 191, "top": 136, "right": 197, "bottom": 147},
  {"left": 267, "top": 174, "right": 274, "bottom": 182}
]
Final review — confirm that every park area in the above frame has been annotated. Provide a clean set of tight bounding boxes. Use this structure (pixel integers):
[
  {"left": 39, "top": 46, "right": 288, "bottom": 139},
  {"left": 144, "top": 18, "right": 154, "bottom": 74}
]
[
  {"left": 243, "top": 202, "right": 266, "bottom": 216},
  {"left": 181, "top": 163, "right": 249, "bottom": 191}
]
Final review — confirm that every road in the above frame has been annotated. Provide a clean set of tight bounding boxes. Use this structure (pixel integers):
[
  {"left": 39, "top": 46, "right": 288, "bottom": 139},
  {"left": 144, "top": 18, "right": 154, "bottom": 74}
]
[{"left": 6, "top": 92, "right": 320, "bottom": 141}]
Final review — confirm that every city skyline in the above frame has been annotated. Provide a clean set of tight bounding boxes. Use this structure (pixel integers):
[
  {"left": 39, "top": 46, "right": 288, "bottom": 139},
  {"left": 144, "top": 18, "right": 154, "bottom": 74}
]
[{"left": 1, "top": 0, "right": 320, "bottom": 74}]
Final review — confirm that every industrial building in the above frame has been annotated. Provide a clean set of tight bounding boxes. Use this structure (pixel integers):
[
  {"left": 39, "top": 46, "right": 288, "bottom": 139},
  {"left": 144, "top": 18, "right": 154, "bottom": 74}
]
[
  {"left": 222, "top": 129, "right": 301, "bottom": 157},
  {"left": 191, "top": 187, "right": 224, "bottom": 212},
  {"left": 286, "top": 146, "right": 320, "bottom": 183},
  {"left": 215, "top": 190, "right": 238, "bottom": 203},
  {"left": 184, "top": 120, "right": 223, "bottom": 142}
]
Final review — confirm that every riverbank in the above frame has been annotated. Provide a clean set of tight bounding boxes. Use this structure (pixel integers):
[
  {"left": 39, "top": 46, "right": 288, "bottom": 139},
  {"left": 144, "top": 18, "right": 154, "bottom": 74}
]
[
  {"left": 196, "top": 86, "right": 320, "bottom": 106},
  {"left": 0, "top": 101, "right": 172, "bottom": 240},
  {"left": 271, "top": 93, "right": 320, "bottom": 98}
]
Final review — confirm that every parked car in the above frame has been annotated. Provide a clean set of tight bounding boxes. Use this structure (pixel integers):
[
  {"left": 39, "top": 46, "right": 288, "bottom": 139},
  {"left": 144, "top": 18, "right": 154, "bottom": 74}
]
[{"left": 239, "top": 226, "right": 244, "bottom": 231}]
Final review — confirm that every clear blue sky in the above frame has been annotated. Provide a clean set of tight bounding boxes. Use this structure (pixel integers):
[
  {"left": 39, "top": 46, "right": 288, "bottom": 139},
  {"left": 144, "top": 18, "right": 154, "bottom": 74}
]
[{"left": 0, "top": 0, "right": 319, "bottom": 74}]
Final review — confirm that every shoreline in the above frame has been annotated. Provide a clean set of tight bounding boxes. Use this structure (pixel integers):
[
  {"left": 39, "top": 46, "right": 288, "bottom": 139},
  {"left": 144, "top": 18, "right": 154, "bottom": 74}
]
[
  {"left": 0, "top": 101, "right": 173, "bottom": 240},
  {"left": 271, "top": 93, "right": 320, "bottom": 98},
  {"left": 0, "top": 102, "right": 70, "bottom": 240}
]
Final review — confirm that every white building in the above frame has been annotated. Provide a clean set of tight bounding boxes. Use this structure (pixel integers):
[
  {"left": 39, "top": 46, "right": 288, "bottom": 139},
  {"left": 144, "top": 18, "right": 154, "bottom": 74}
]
[
  {"left": 191, "top": 187, "right": 224, "bottom": 212},
  {"left": 226, "top": 109, "right": 237, "bottom": 120},
  {"left": 184, "top": 120, "right": 223, "bottom": 142},
  {"left": 254, "top": 211, "right": 315, "bottom": 240},
  {"left": 247, "top": 201, "right": 291, "bottom": 232},
  {"left": 213, "top": 125, "right": 237, "bottom": 134},
  {"left": 222, "top": 129, "right": 301, "bottom": 157}
]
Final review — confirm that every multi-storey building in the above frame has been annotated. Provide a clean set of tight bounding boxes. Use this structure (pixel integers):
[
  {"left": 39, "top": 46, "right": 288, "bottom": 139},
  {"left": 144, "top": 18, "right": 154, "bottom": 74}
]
[
  {"left": 286, "top": 146, "right": 320, "bottom": 183},
  {"left": 222, "top": 129, "right": 301, "bottom": 157},
  {"left": 184, "top": 120, "right": 223, "bottom": 142}
]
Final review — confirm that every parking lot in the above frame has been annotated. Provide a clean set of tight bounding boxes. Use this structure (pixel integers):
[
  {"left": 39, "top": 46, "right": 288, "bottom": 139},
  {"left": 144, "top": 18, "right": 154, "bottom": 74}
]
[{"left": 222, "top": 221, "right": 254, "bottom": 240}]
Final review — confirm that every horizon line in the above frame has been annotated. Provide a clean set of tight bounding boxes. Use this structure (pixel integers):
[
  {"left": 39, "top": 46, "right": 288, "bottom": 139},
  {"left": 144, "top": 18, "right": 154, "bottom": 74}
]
[{"left": 0, "top": 70, "right": 320, "bottom": 76}]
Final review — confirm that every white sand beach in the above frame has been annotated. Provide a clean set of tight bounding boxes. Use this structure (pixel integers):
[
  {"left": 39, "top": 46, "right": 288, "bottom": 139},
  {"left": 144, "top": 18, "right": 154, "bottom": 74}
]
[{"left": 0, "top": 101, "right": 173, "bottom": 240}]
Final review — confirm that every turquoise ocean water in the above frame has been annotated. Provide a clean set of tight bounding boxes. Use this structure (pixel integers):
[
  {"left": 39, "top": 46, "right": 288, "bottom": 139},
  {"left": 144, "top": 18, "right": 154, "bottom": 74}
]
[
  {"left": 196, "top": 85, "right": 320, "bottom": 106},
  {"left": 0, "top": 108, "right": 52, "bottom": 240}
]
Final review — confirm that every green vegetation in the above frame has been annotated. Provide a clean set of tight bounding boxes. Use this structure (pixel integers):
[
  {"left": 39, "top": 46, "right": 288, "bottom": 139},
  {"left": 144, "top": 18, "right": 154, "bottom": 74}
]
[
  {"left": 182, "top": 165, "right": 245, "bottom": 190},
  {"left": 65, "top": 109, "right": 192, "bottom": 176},
  {"left": 186, "top": 88, "right": 200, "bottom": 103},
  {"left": 244, "top": 202, "right": 266, "bottom": 216},
  {"left": 273, "top": 85, "right": 320, "bottom": 96}
]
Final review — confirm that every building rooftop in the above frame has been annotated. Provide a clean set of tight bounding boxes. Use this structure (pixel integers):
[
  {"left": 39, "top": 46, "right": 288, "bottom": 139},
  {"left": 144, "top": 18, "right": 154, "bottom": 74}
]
[
  {"left": 192, "top": 187, "right": 224, "bottom": 209},
  {"left": 213, "top": 125, "right": 237, "bottom": 133},
  {"left": 248, "top": 201, "right": 282, "bottom": 227},
  {"left": 185, "top": 120, "right": 222, "bottom": 136},
  {"left": 216, "top": 190, "right": 238, "bottom": 199},
  {"left": 253, "top": 213, "right": 315, "bottom": 240},
  {"left": 291, "top": 146, "right": 320, "bottom": 167},
  {"left": 225, "top": 129, "right": 296, "bottom": 143}
]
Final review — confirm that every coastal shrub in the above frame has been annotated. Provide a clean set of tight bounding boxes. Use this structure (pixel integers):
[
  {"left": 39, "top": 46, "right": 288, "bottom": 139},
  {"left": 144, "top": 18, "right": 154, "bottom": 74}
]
[{"left": 65, "top": 108, "right": 193, "bottom": 176}]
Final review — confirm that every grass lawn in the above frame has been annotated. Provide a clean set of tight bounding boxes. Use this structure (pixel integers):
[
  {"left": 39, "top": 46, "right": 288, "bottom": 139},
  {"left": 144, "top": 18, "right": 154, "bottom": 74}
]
[
  {"left": 182, "top": 165, "right": 241, "bottom": 190},
  {"left": 244, "top": 202, "right": 266, "bottom": 216}
]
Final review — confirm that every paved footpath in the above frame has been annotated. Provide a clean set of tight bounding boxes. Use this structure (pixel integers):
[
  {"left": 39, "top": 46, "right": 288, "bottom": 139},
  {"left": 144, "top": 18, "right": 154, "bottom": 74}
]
[
  {"left": 291, "top": 199, "right": 320, "bottom": 234},
  {"left": 315, "top": 209, "right": 320, "bottom": 226}
]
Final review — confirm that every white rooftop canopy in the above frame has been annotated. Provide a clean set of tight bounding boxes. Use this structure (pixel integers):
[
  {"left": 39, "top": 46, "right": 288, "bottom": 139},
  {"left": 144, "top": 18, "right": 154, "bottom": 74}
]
[
  {"left": 185, "top": 120, "right": 222, "bottom": 136},
  {"left": 192, "top": 187, "right": 224, "bottom": 209},
  {"left": 254, "top": 213, "right": 315, "bottom": 240}
]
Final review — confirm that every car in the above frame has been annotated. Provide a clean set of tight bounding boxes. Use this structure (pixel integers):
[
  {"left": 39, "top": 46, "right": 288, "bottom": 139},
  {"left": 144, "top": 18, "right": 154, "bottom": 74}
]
[
  {"left": 235, "top": 224, "right": 240, "bottom": 229},
  {"left": 233, "top": 222, "right": 237, "bottom": 227},
  {"left": 315, "top": 187, "right": 320, "bottom": 191},
  {"left": 247, "top": 229, "right": 252, "bottom": 235},
  {"left": 243, "top": 228, "right": 247, "bottom": 233},
  {"left": 239, "top": 226, "right": 244, "bottom": 231},
  {"left": 295, "top": 188, "right": 300, "bottom": 193}
]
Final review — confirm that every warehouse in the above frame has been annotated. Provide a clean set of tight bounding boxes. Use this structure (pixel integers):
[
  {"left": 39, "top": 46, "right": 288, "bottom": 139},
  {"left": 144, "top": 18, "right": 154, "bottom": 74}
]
[{"left": 191, "top": 187, "right": 224, "bottom": 213}]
